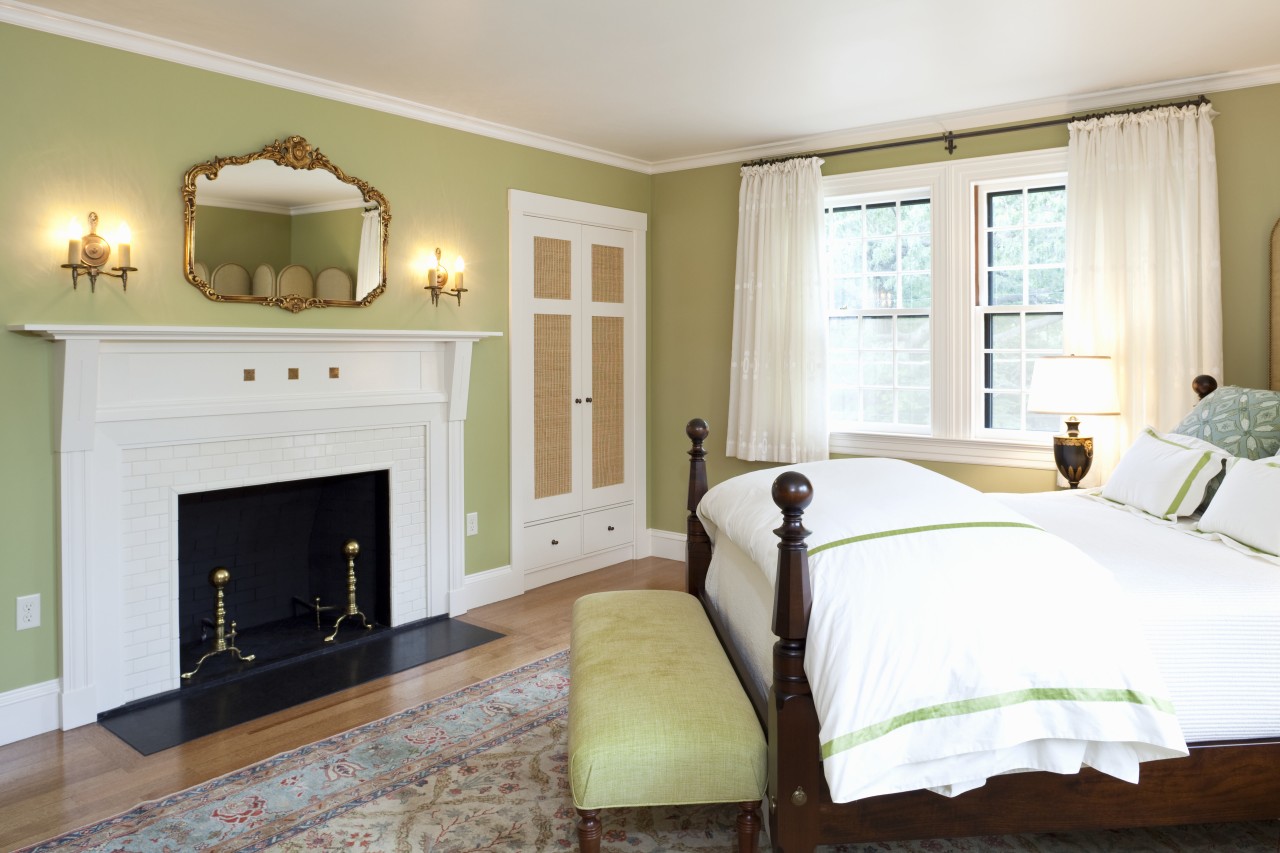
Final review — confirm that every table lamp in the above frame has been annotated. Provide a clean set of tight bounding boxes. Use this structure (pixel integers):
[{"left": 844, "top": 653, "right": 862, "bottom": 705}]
[{"left": 1027, "top": 355, "right": 1120, "bottom": 488}]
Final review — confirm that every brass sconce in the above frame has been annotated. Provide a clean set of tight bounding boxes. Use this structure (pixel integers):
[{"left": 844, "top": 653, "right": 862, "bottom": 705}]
[
  {"left": 62, "top": 211, "right": 136, "bottom": 292},
  {"left": 423, "top": 247, "right": 466, "bottom": 306}
]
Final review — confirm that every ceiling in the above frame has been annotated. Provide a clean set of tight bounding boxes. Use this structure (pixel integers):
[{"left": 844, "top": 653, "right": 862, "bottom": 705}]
[{"left": 6, "top": 0, "right": 1280, "bottom": 171}]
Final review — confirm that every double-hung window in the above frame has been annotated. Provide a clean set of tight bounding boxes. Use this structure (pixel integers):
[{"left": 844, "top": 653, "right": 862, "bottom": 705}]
[{"left": 823, "top": 149, "right": 1068, "bottom": 467}]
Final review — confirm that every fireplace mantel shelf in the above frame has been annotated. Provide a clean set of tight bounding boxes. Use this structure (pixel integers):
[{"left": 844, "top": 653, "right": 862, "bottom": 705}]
[{"left": 10, "top": 324, "right": 502, "bottom": 344}]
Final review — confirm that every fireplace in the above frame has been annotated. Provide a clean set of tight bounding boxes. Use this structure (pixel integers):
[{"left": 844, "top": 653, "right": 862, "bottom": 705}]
[
  {"left": 177, "top": 470, "right": 392, "bottom": 681},
  {"left": 14, "top": 324, "right": 499, "bottom": 731}
]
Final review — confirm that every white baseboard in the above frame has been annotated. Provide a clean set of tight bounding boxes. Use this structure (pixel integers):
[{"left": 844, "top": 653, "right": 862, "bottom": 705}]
[
  {"left": 454, "top": 564, "right": 522, "bottom": 614},
  {"left": 649, "top": 529, "right": 686, "bottom": 561},
  {"left": 0, "top": 678, "right": 61, "bottom": 747}
]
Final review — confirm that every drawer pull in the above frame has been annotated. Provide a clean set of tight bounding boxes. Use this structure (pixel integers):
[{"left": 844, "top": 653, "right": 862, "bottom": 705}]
[
  {"left": 574, "top": 398, "right": 582, "bottom": 404},
  {"left": 607, "top": 525, "right": 615, "bottom": 531},
  {"left": 585, "top": 397, "right": 593, "bottom": 403},
  {"left": 551, "top": 539, "right": 559, "bottom": 545}
]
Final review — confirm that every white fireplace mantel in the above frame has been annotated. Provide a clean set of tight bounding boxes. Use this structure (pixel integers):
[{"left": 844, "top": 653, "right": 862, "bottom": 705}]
[{"left": 11, "top": 324, "right": 500, "bottom": 731}]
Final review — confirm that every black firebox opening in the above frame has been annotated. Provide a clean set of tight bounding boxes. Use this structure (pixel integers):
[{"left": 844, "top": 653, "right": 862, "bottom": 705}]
[{"left": 177, "top": 470, "right": 391, "bottom": 684}]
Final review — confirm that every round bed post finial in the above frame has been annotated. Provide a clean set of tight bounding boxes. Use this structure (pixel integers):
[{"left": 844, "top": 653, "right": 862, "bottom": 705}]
[
  {"left": 1192, "top": 375, "right": 1218, "bottom": 400},
  {"left": 770, "top": 471, "right": 813, "bottom": 642},
  {"left": 685, "top": 418, "right": 712, "bottom": 598}
]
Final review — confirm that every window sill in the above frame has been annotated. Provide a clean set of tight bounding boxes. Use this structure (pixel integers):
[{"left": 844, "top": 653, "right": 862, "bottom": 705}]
[{"left": 829, "top": 431, "right": 1055, "bottom": 470}]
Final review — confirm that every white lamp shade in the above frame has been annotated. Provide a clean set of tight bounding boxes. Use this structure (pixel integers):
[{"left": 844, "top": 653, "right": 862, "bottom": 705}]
[{"left": 1027, "top": 355, "right": 1120, "bottom": 415}]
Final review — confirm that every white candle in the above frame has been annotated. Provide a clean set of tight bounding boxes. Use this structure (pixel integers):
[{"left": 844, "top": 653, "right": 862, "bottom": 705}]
[
  {"left": 67, "top": 238, "right": 80, "bottom": 266},
  {"left": 116, "top": 223, "right": 132, "bottom": 268}
]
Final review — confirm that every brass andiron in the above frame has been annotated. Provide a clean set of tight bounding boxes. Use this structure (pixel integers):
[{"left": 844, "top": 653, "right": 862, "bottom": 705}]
[
  {"left": 325, "top": 539, "right": 372, "bottom": 642},
  {"left": 181, "top": 567, "right": 256, "bottom": 680}
]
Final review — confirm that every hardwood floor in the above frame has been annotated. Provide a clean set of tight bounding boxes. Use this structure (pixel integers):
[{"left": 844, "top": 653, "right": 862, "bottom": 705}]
[{"left": 0, "top": 557, "right": 684, "bottom": 851}]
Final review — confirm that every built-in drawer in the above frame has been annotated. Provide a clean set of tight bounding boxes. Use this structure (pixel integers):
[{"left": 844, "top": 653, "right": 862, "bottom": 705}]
[
  {"left": 524, "top": 515, "right": 583, "bottom": 569},
  {"left": 583, "top": 503, "right": 633, "bottom": 554}
]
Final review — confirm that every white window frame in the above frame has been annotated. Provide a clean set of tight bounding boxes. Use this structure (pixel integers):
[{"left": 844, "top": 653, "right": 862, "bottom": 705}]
[{"left": 825, "top": 148, "right": 1068, "bottom": 469}]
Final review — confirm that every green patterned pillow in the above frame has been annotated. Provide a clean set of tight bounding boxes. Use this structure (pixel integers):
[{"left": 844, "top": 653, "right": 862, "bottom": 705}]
[{"left": 1172, "top": 386, "right": 1280, "bottom": 460}]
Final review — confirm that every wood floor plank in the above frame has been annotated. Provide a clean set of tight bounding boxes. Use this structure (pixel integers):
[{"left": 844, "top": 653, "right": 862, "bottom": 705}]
[{"left": 0, "top": 557, "right": 683, "bottom": 851}]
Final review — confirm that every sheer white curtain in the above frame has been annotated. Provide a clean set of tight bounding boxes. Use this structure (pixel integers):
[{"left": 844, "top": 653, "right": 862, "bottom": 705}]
[
  {"left": 1064, "top": 102, "right": 1222, "bottom": 478},
  {"left": 726, "top": 157, "right": 829, "bottom": 463},
  {"left": 355, "top": 209, "right": 382, "bottom": 299}
]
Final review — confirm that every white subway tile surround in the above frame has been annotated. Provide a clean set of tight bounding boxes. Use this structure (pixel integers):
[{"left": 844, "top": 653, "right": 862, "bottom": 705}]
[{"left": 11, "top": 325, "right": 499, "bottom": 730}]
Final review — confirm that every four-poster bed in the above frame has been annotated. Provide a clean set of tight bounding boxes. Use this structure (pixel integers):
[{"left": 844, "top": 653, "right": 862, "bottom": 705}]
[{"left": 683, "top": 370, "right": 1280, "bottom": 850}]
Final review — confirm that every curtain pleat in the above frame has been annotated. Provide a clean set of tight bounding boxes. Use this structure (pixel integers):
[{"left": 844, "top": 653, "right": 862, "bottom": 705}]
[
  {"left": 726, "top": 157, "right": 829, "bottom": 463},
  {"left": 355, "top": 209, "right": 382, "bottom": 300},
  {"left": 1065, "top": 103, "right": 1223, "bottom": 481}
]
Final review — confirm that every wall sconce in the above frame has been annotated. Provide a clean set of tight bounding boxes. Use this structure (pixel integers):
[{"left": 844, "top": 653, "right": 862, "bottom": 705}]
[
  {"left": 423, "top": 247, "right": 466, "bottom": 307},
  {"left": 62, "top": 211, "right": 135, "bottom": 292}
]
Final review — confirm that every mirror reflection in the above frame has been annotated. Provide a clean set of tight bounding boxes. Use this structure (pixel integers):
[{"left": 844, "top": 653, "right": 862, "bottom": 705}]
[{"left": 182, "top": 136, "right": 390, "bottom": 312}]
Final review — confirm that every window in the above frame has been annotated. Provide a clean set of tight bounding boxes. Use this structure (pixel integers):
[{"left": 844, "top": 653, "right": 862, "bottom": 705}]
[
  {"left": 823, "top": 150, "right": 1068, "bottom": 467},
  {"left": 824, "top": 195, "right": 931, "bottom": 433},
  {"left": 977, "top": 181, "right": 1067, "bottom": 435}
]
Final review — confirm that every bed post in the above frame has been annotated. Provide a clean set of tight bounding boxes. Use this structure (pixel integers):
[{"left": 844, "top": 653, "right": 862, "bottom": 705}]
[
  {"left": 686, "top": 418, "right": 712, "bottom": 597},
  {"left": 768, "top": 472, "right": 822, "bottom": 853}
]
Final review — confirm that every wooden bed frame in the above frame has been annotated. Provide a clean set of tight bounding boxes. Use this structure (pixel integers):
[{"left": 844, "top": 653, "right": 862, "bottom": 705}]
[{"left": 683, "top": 375, "right": 1280, "bottom": 852}]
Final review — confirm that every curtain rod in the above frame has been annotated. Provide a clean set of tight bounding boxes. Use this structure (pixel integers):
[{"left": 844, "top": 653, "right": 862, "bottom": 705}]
[{"left": 742, "top": 95, "right": 1210, "bottom": 168}]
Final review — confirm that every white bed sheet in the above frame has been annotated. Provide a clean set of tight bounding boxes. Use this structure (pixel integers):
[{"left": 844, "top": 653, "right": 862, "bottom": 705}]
[{"left": 704, "top": 488, "right": 1280, "bottom": 742}]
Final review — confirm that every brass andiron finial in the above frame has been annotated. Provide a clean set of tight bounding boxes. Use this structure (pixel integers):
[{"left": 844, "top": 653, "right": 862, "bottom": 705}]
[
  {"left": 325, "top": 539, "right": 372, "bottom": 642},
  {"left": 181, "top": 567, "right": 256, "bottom": 680}
]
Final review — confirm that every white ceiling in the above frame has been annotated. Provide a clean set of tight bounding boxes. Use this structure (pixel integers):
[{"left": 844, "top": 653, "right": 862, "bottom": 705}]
[{"left": 6, "top": 0, "right": 1280, "bottom": 171}]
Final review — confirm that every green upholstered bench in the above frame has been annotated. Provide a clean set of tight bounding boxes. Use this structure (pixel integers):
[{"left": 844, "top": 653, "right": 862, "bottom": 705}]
[{"left": 568, "top": 589, "right": 767, "bottom": 852}]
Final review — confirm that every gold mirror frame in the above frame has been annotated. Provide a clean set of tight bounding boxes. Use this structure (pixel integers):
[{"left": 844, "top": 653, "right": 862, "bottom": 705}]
[{"left": 182, "top": 135, "right": 391, "bottom": 313}]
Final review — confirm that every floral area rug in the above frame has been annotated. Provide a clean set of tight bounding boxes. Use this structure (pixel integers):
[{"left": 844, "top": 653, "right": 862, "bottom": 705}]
[{"left": 22, "top": 650, "right": 1280, "bottom": 852}]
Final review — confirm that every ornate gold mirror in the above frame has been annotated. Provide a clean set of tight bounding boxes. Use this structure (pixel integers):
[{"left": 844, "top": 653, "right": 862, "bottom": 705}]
[{"left": 182, "top": 136, "right": 390, "bottom": 312}]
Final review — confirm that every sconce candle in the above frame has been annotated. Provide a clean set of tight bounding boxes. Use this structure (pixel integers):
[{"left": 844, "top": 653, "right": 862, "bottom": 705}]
[
  {"left": 116, "top": 223, "right": 131, "bottom": 269},
  {"left": 452, "top": 256, "right": 464, "bottom": 292},
  {"left": 66, "top": 218, "right": 81, "bottom": 265}
]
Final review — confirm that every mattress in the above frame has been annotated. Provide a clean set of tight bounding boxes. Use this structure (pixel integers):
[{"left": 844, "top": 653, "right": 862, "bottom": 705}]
[{"left": 704, "top": 488, "right": 1280, "bottom": 742}]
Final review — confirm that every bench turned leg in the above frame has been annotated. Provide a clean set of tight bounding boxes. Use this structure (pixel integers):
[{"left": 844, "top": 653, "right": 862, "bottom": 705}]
[
  {"left": 576, "top": 808, "right": 602, "bottom": 853},
  {"left": 737, "top": 801, "right": 761, "bottom": 851}
]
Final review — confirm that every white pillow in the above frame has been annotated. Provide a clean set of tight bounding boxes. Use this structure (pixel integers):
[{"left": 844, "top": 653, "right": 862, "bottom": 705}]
[
  {"left": 1196, "top": 458, "right": 1280, "bottom": 557},
  {"left": 1100, "top": 427, "right": 1231, "bottom": 520}
]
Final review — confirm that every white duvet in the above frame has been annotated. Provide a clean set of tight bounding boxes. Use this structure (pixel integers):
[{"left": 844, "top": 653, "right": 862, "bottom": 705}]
[{"left": 697, "top": 458, "right": 1188, "bottom": 803}]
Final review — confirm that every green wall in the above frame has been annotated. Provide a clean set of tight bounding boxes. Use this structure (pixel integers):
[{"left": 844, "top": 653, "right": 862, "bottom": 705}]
[
  {"left": 291, "top": 208, "right": 363, "bottom": 280},
  {"left": 2, "top": 18, "right": 1278, "bottom": 701},
  {"left": 647, "top": 88, "right": 1280, "bottom": 533},
  {"left": 0, "top": 23, "right": 650, "bottom": 695},
  {"left": 196, "top": 206, "right": 291, "bottom": 275}
]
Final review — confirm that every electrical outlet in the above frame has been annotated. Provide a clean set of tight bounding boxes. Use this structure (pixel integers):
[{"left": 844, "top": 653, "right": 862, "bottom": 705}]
[
  {"left": 466, "top": 512, "right": 479, "bottom": 536},
  {"left": 17, "top": 594, "right": 40, "bottom": 631}
]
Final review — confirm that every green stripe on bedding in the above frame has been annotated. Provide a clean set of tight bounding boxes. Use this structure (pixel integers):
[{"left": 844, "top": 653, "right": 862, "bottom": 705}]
[
  {"left": 809, "top": 521, "right": 1041, "bottom": 556},
  {"left": 1163, "top": 452, "right": 1212, "bottom": 517},
  {"left": 820, "top": 687, "right": 1176, "bottom": 760}
]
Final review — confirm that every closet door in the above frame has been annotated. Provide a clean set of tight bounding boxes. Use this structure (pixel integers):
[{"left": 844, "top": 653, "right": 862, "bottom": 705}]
[
  {"left": 581, "top": 225, "right": 632, "bottom": 511},
  {"left": 514, "top": 215, "right": 584, "bottom": 523}
]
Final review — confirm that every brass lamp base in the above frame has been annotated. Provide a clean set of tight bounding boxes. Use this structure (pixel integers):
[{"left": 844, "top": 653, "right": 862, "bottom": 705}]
[{"left": 1053, "top": 434, "right": 1095, "bottom": 489}]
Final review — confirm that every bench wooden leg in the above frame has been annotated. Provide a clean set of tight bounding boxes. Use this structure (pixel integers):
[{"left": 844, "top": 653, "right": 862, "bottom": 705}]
[
  {"left": 737, "top": 800, "right": 761, "bottom": 851},
  {"left": 576, "top": 808, "right": 602, "bottom": 853}
]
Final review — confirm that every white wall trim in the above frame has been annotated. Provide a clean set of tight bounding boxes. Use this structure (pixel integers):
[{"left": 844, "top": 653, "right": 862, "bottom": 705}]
[
  {"left": 649, "top": 529, "right": 686, "bottom": 562},
  {"left": 457, "top": 564, "right": 522, "bottom": 613},
  {"left": 3, "top": 0, "right": 1277, "bottom": 176},
  {"left": 0, "top": 678, "right": 61, "bottom": 746},
  {"left": 0, "top": 1, "right": 653, "bottom": 175}
]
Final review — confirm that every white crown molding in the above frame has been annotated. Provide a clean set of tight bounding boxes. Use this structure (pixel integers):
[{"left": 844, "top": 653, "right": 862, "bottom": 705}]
[
  {"left": 3, "top": 0, "right": 1279, "bottom": 176},
  {"left": 0, "top": 0, "right": 654, "bottom": 174},
  {"left": 648, "top": 64, "right": 1280, "bottom": 174}
]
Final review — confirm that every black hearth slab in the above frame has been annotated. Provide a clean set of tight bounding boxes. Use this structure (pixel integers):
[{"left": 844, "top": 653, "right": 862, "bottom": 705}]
[{"left": 98, "top": 617, "right": 503, "bottom": 755}]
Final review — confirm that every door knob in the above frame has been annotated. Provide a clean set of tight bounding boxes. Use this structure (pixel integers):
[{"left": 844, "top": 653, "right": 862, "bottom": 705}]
[
  {"left": 551, "top": 539, "right": 559, "bottom": 545},
  {"left": 607, "top": 525, "right": 615, "bottom": 531},
  {"left": 585, "top": 397, "right": 593, "bottom": 403}
]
